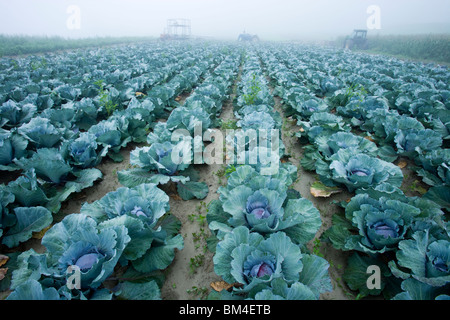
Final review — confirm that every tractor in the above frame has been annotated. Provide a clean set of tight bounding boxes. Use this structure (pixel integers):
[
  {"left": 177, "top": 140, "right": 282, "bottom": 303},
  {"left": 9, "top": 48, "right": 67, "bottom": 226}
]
[
  {"left": 238, "top": 32, "right": 259, "bottom": 42},
  {"left": 343, "top": 29, "right": 368, "bottom": 50}
]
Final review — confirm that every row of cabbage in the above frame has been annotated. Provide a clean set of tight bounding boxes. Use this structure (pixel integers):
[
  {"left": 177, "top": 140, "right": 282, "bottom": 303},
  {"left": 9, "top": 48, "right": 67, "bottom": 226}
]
[
  {"left": 262, "top": 44, "right": 449, "bottom": 300},
  {"left": 206, "top": 50, "right": 333, "bottom": 300},
  {"left": 116, "top": 50, "right": 242, "bottom": 198},
  {"left": 0, "top": 43, "right": 217, "bottom": 251},
  {"left": 1, "top": 43, "right": 235, "bottom": 299}
]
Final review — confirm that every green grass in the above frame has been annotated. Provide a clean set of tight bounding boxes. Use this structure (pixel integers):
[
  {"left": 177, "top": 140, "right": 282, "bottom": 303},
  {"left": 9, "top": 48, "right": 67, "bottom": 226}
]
[
  {"left": 0, "top": 35, "right": 155, "bottom": 57},
  {"left": 364, "top": 34, "right": 450, "bottom": 65},
  {"left": 333, "top": 33, "right": 450, "bottom": 65}
]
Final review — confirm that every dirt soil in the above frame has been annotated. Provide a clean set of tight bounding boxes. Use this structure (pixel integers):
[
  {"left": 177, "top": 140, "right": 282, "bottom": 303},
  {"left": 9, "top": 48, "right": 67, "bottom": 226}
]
[{"left": 272, "top": 94, "right": 352, "bottom": 300}]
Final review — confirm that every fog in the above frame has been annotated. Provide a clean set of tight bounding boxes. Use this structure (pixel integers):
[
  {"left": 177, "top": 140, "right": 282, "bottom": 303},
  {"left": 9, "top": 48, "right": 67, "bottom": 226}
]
[{"left": 0, "top": 0, "right": 449, "bottom": 40}]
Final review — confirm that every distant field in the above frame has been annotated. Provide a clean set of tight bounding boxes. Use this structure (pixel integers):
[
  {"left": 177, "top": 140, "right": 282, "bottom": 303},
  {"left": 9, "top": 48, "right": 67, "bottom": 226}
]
[
  {"left": 365, "top": 34, "right": 450, "bottom": 65},
  {"left": 0, "top": 35, "right": 155, "bottom": 57}
]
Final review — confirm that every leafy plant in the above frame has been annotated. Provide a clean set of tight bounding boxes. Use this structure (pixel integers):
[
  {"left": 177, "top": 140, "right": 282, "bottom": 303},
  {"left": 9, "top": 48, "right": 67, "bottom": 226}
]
[
  {"left": 0, "top": 100, "right": 36, "bottom": 128},
  {"left": 212, "top": 226, "right": 332, "bottom": 299},
  {"left": 315, "top": 149, "right": 403, "bottom": 192},
  {"left": 187, "top": 286, "right": 209, "bottom": 299},
  {"left": 390, "top": 230, "right": 450, "bottom": 289},
  {"left": 208, "top": 165, "right": 320, "bottom": 245},
  {"left": 118, "top": 140, "right": 209, "bottom": 200},
  {"left": 94, "top": 80, "right": 118, "bottom": 116},
  {"left": 242, "top": 74, "right": 262, "bottom": 105},
  {"left": 0, "top": 128, "right": 28, "bottom": 170},
  {"left": 7, "top": 183, "right": 184, "bottom": 300},
  {"left": 18, "top": 117, "right": 63, "bottom": 149},
  {"left": 67, "top": 132, "right": 106, "bottom": 169},
  {"left": 220, "top": 119, "right": 238, "bottom": 130},
  {"left": 189, "top": 254, "right": 205, "bottom": 274},
  {"left": 7, "top": 214, "right": 130, "bottom": 299},
  {"left": 30, "top": 58, "right": 47, "bottom": 71}
]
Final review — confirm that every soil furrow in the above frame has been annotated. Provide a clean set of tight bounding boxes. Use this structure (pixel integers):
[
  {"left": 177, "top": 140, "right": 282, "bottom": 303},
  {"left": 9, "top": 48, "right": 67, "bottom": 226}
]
[{"left": 160, "top": 56, "right": 243, "bottom": 300}]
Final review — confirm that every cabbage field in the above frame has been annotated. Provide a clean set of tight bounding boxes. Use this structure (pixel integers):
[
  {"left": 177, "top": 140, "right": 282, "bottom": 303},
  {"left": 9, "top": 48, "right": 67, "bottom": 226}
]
[{"left": 0, "top": 41, "right": 449, "bottom": 301}]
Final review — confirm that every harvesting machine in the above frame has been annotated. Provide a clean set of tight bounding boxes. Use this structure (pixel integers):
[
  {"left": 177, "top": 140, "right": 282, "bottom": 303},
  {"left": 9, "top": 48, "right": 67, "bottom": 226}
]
[
  {"left": 160, "top": 19, "right": 192, "bottom": 41},
  {"left": 238, "top": 32, "right": 259, "bottom": 42},
  {"left": 343, "top": 29, "right": 368, "bottom": 50}
]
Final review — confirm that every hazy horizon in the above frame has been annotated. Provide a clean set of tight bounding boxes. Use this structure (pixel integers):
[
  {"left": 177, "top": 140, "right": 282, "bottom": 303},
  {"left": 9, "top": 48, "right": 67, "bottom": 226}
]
[{"left": 0, "top": 0, "right": 449, "bottom": 41}]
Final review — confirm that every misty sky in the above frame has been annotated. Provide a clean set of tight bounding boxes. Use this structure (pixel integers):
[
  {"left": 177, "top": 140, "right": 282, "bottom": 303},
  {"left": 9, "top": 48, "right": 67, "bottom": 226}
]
[{"left": 0, "top": 0, "right": 449, "bottom": 40}]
